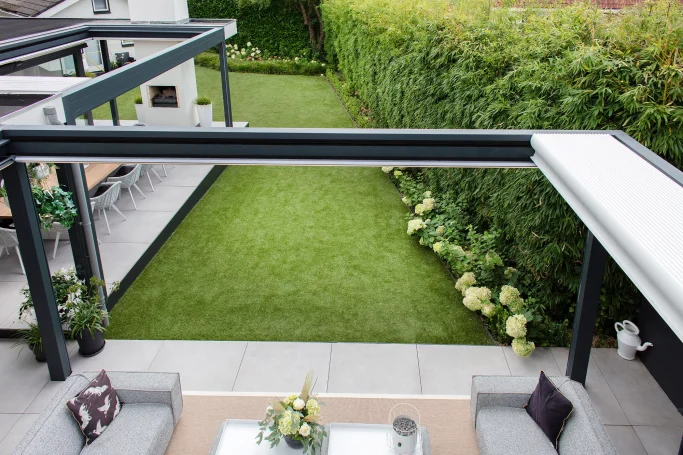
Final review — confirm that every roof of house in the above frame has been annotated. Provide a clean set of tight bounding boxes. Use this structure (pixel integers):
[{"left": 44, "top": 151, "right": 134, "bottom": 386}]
[
  {"left": 0, "top": 17, "right": 85, "bottom": 41},
  {"left": 0, "top": 0, "right": 65, "bottom": 17}
]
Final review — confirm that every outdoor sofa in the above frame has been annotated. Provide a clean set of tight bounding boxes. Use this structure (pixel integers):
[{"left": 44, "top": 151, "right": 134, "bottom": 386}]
[
  {"left": 12, "top": 371, "right": 182, "bottom": 455},
  {"left": 471, "top": 375, "right": 618, "bottom": 455}
]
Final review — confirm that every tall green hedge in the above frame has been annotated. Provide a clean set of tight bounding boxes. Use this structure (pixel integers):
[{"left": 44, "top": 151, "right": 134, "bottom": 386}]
[
  {"left": 323, "top": 0, "right": 683, "bottom": 334},
  {"left": 189, "top": 0, "right": 311, "bottom": 57}
]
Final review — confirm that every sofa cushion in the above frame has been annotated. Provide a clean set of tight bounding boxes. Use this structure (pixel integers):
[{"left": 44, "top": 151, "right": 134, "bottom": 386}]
[
  {"left": 525, "top": 371, "right": 573, "bottom": 449},
  {"left": 80, "top": 403, "right": 173, "bottom": 455},
  {"left": 67, "top": 370, "right": 122, "bottom": 445},
  {"left": 476, "top": 407, "right": 556, "bottom": 455},
  {"left": 11, "top": 376, "right": 89, "bottom": 455}
]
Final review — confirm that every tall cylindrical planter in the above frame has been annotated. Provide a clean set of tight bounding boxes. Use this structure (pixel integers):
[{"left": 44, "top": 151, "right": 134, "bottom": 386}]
[
  {"left": 197, "top": 104, "right": 213, "bottom": 127},
  {"left": 134, "top": 104, "right": 145, "bottom": 123},
  {"left": 75, "top": 330, "right": 106, "bottom": 357}
]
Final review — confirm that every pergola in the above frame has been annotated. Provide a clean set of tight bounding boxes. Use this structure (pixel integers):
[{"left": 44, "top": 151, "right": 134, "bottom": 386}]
[{"left": 0, "top": 21, "right": 681, "bottom": 433}]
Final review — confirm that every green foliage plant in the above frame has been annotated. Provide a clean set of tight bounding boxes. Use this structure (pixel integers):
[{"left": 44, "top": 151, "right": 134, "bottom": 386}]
[
  {"left": 133, "top": 95, "right": 143, "bottom": 105},
  {"left": 31, "top": 186, "right": 78, "bottom": 230},
  {"left": 195, "top": 96, "right": 213, "bottom": 105},
  {"left": 12, "top": 324, "right": 43, "bottom": 352}
]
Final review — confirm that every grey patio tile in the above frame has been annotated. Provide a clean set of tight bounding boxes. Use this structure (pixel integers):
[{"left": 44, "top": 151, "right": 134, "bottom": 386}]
[
  {"left": 95, "top": 210, "right": 174, "bottom": 244},
  {"left": 604, "top": 426, "right": 648, "bottom": 455},
  {"left": 0, "top": 414, "right": 39, "bottom": 454},
  {"left": 98, "top": 242, "right": 149, "bottom": 282},
  {"left": 148, "top": 340, "right": 247, "bottom": 392},
  {"left": 114, "top": 185, "right": 195, "bottom": 212},
  {"left": 551, "top": 348, "right": 629, "bottom": 425},
  {"left": 327, "top": 343, "right": 421, "bottom": 395},
  {"left": 0, "top": 281, "right": 26, "bottom": 328},
  {"left": 0, "top": 415, "right": 21, "bottom": 445},
  {"left": 417, "top": 345, "right": 509, "bottom": 395},
  {"left": 24, "top": 380, "right": 65, "bottom": 414},
  {"left": 155, "top": 165, "right": 214, "bottom": 188},
  {"left": 69, "top": 339, "right": 163, "bottom": 373},
  {"left": 503, "top": 346, "right": 562, "bottom": 377},
  {"left": 233, "top": 342, "right": 331, "bottom": 393},
  {"left": 0, "top": 310, "right": 29, "bottom": 330},
  {"left": 633, "top": 426, "right": 683, "bottom": 455},
  {"left": 0, "top": 251, "right": 27, "bottom": 281},
  {"left": 0, "top": 341, "right": 50, "bottom": 413},
  {"left": 592, "top": 348, "right": 683, "bottom": 427}
]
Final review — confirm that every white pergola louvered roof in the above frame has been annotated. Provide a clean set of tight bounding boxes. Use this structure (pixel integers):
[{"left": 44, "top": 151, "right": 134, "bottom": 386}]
[{"left": 531, "top": 134, "right": 683, "bottom": 342}]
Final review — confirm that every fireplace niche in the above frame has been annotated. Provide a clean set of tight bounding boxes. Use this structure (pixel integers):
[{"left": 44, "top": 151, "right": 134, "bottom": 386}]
[{"left": 148, "top": 85, "right": 178, "bottom": 108}]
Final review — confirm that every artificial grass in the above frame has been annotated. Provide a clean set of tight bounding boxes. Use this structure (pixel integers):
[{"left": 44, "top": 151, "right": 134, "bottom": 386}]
[{"left": 104, "top": 67, "right": 491, "bottom": 344}]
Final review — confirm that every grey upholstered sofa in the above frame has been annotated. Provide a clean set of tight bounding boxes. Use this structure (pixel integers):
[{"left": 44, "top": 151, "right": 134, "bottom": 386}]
[
  {"left": 471, "top": 376, "right": 617, "bottom": 455},
  {"left": 12, "top": 371, "right": 183, "bottom": 455}
]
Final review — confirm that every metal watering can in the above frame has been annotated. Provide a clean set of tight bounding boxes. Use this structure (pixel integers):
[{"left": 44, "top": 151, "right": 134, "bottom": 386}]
[{"left": 615, "top": 320, "right": 652, "bottom": 360}]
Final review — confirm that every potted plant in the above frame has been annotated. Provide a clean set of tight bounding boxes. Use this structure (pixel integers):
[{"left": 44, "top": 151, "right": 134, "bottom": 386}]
[
  {"left": 12, "top": 324, "right": 45, "bottom": 362},
  {"left": 31, "top": 186, "right": 78, "bottom": 230},
  {"left": 20, "top": 267, "right": 83, "bottom": 326},
  {"left": 69, "top": 276, "right": 108, "bottom": 357},
  {"left": 27, "top": 163, "right": 55, "bottom": 181},
  {"left": 257, "top": 371, "right": 326, "bottom": 453},
  {"left": 195, "top": 96, "right": 213, "bottom": 127},
  {"left": 134, "top": 95, "right": 145, "bottom": 123}
]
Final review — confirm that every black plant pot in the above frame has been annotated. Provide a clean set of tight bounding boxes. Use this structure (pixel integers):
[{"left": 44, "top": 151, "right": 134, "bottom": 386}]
[
  {"left": 75, "top": 330, "right": 106, "bottom": 357},
  {"left": 30, "top": 344, "right": 46, "bottom": 363},
  {"left": 284, "top": 435, "right": 304, "bottom": 450}
]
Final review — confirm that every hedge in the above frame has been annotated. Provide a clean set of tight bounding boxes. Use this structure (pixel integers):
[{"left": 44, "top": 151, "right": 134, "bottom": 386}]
[
  {"left": 323, "top": 0, "right": 683, "bottom": 336},
  {"left": 188, "top": 0, "right": 311, "bottom": 58},
  {"left": 195, "top": 52, "right": 327, "bottom": 76}
]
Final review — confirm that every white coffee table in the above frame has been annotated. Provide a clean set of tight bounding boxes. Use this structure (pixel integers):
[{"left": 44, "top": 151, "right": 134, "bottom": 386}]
[
  {"left": 327, "top": 423, "right": 424, "bottom": 455},
  {"left": 214, "top": 419, "right": 305, "bottom": 454}
]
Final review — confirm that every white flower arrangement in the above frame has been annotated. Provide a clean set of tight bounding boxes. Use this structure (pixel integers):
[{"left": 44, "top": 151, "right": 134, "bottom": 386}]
[
  {"left": 512, "top": 337, "right": 535, "bottom": 357},
  {"left": 257, "top": 371, "right": 326, "bottom": 453},
  {"left": 455, "top": 272, "right": 476, "bottom": 295},
  {"left": 407, "top": 218, "right": 426, "bottom": 235},
  {"left": 506, "top": 314, "right": 528, "bottom": 338}
]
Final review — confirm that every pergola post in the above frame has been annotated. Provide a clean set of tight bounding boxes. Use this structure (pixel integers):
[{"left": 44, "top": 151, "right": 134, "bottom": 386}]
[
  {"left": 98, "top": 40, "right": 120, "bottom": 126},
  {"left": 3, "top": 162, "right": 71, "bottom": 381},
  {"left": 72, "top": 49, "right": 94, "bottom": 126},
  {"left": 218, "top": 39, "right": 233, "bottom": 127},
  {"left": 566, "top": 230, "right": 607, "bottom": 385}
]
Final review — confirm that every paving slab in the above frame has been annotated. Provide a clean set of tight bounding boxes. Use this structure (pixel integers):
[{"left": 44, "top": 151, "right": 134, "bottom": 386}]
[
  {"left": 69, "top": 339, "right": 163, "bottom": 373},
  {"left": 551, "top": 348, "right": 629, "bottom": 425},
  {"left": 0, "top": 414, "right": 39, "bottom": 455},
  {"left": 114, "top": 185, "right": 195, "bottom": 213},
  {"left": 0, "top": 415, "right": 21, "bottom": 446},
  {"left": 0, "top": 281, "right": 26, "bottom": 328},
  {"left": 591, "top": 348, "right": 683, "bottom": 427},
  {"left": 633, "top": 426, "right": 683, "bottom": 455},
  {"left": 503, "top": 346, "right": 562, "bottom": 377},
  {"left": 604, "top": 425, "right": 648, "bottom": 455},
  {"left": 328, "top": 343, "right": 421, "bottom": 395},
  {"left": 233, "top": 342, "right": 331, "bottom": 393},
  {"left": 24, "top": 381, "right": 65, "bottom": 414},
  {"left": 417, "top": 344, "right": 509, "bottom": 395},
  {"left": 0, "top": 341, "right": 50, "bottom": 414},
  {"left": 95, "top": 209, "right": 174, "bottom": 244},
  {"left": 98, "top": 242, "right": 149, "bottom": 283},
  {"left": 155, "top": 165, "right": 213, "bottom": 188},
  {"left": 149, "top": 340, "right": 247, "bottom": 392}
]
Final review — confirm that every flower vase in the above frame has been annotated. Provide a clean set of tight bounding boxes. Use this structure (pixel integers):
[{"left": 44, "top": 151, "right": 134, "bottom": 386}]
[{"left": 284, "top": 435, "right": 303, "bottom": 450}]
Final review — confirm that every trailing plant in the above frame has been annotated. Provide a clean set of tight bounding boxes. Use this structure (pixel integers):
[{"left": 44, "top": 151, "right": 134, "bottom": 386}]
[
  {"left": 323, "top": 0, "right": 682, "bottom": 337},
  {"left": 31, "top": 186, "right": 78, "bottom": 230}
]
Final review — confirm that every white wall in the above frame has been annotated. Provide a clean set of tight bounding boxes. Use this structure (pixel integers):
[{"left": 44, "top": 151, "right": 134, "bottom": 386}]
[
  {"left": 50, "top": 0, "right": 130, "bottom": 19},
  {"left": 128, "top": 0, "right": 188, "bottom": 22},
  {"left": 0, "top": 98, "right": 67, "bottom": 126}
]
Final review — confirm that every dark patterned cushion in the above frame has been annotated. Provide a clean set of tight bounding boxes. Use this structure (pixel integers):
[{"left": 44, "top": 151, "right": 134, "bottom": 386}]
[
  {"left": 67, "top": 370, "right": 122, "bottom": 444},
  {"left": 525, "top": 371, "right": 573, "bottom": 450}
]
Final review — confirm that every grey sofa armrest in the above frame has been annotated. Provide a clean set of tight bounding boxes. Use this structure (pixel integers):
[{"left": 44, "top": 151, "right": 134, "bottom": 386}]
[
  {"left": 81, "top": 371, "right": 183, "bottom": 425},
  {"left": 470, "top": 376, "right": 570, "bottom": 426}
]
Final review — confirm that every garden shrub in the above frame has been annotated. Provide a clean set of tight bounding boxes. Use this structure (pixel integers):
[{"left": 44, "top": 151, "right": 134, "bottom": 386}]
[
  {"left": 324, "top": 0, "right": 683, "bottom": 339},
  {"left": 189, "top": 0, "right": 311, "bottom": 58},
  {"left": 195, "top": 51, "right": 327, "bottom": 76}
]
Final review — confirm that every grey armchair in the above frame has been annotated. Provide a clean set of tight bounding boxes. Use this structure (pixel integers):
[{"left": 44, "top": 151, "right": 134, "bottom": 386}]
[
  {"left": 91, "top": 181, "right": 126, "bottom": 235},
  {"left": 107, "top": 165, "right": 146, "bottom": 210},
  {"left": 471, "top": 375, "right": 617, "bottom": 455}
]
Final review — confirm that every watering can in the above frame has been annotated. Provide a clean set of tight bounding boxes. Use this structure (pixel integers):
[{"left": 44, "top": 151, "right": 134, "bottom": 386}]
[{"left": 615, "top": 320, "right": 652, "bottom": 360}]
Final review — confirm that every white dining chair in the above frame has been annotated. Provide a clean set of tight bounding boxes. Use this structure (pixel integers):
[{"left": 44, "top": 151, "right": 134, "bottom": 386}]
[
  {"left": 0, "top": 227, "right": 25, "bottom": 274},
  {"left": 90, "top": 181, "right": 125, "bottom": 235}
]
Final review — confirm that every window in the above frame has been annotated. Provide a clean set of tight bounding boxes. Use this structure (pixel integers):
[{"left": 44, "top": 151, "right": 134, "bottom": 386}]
[{"left": 91, "top": 0, "right": 110, "bottom": 13}]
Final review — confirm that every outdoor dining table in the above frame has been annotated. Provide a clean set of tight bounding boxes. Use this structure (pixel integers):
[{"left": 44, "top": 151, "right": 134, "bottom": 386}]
[{"left": 0, "top": 163, "right": 121, "bottom": 219}]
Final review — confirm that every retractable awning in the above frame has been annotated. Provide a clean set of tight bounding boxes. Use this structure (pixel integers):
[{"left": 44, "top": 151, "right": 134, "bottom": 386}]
[{"left": 531, "top": 133, "right": 683, "bottom": 342}]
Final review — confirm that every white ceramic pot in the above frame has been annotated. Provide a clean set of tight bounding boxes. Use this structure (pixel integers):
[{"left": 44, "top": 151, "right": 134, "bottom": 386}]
[
  {"left": 615, "top": 320, "right": 652, "bottom": 360},
  {"left": 391, "top": 415, "right": 418, "bottom": 454},
  {"left": 197, "top": 104, "right": 213, "bottom": 127},
  {"left": 134, "top": 104, "right": 145, "bottom": 123},
  {"left": 33, "top": 163, "right": 51, "bottom": 180}
]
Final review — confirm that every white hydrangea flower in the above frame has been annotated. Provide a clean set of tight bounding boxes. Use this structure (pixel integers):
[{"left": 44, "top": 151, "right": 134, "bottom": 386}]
[
  {"left": 433, "top": 242, "right": 444, "bottom": 254},
  {"left": 462, "top": 286, "right": 491, "bottom": 312},
  {"left": 393, "top": 170, "right": 403, "bottom": 177},
  {"left": 293, "top": 398, "right": 305, "bottom": 410},
  {"left": 299, "top": 423, "right": 311, "bottom": 437},
  {"left": 381, "top": 166, "right": 393, "bottom": 173},
  {"left": 506, "top": 314, "right": 528, "bottom": 338},
  {"left": 499, "top": 285, "right": 521, "bottom": 306},
  {"left": 414, "top": 203, "right": 427, "bottom": 215},
  {"left": 436, "top": 225, "right": 445, "bottom": 236},
  {"left": 512, "top": 337, "right": 535, "bottom": 357},
  {"left": 401, "top": 196, "right": 411, "bottom": 206},
  {"left": 251, "top": 52, "right": 255, "bottom": 57},
  {"left": 455, "top": 272, "right": 476, "bottom": 294},
  {"left": 481, "top": 303, "right": 496, "bottom": 318},
  {"left": 306, "top": 399, "right": 320, "bottom": 415},
  {"left": 322, "top": 63, "right": 326, "bottom": 66},
  {"left": 407, "top": 218, "right": 426, "bottom": 235},
  {"left": 256, "top": 49, "right": 261, "bottom": 54},
  {"left": 463, "top": 294, "right": 483, "bottom": 311},
  {"left": 295, "top": 57, "right": 299, "bottom": 61},
  {"left": 278, "top": 411, "right": 294, "bottom": 435},
  {"left": 423, "top": 191, "right": 432, "bottom": 198},
  {"left": 452, "top": 245, "right": 465, "bottom": 256},
  {"left": 419, "top": 237, "right": 425, "bottom": 246},
  {"left": 422, "top": 198, "right": 435, "bottom": 211},
  {"left": 247, "top": 42, "right": 252, "bottom": 47},
  {"left": 284, "top": 394, "right": 298, "bottom": 405}
]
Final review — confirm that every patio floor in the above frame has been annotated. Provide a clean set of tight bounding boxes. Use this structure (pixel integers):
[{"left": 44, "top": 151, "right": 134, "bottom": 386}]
[
  {"left": 0, "top": 340, "right": 680, "bottom": 454},
  {"left": 0, "top": 164, "right": 215, "bottom": 329}
]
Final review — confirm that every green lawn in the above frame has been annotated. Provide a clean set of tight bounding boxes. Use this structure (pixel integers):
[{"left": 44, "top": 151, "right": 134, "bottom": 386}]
[{"left": 105, "top": 68, "right": 491, "bottom": 344}]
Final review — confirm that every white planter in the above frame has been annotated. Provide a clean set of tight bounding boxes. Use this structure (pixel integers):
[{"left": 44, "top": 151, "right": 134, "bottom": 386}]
[
  {"left": 134, "top": 104, "right": 145, "bottom": 123},
  {"left": 33, "top": 163, "right": 51, "bottom": 180},
  {"left": 197, "top": 104, "right": 213, "bottom": 127}
]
